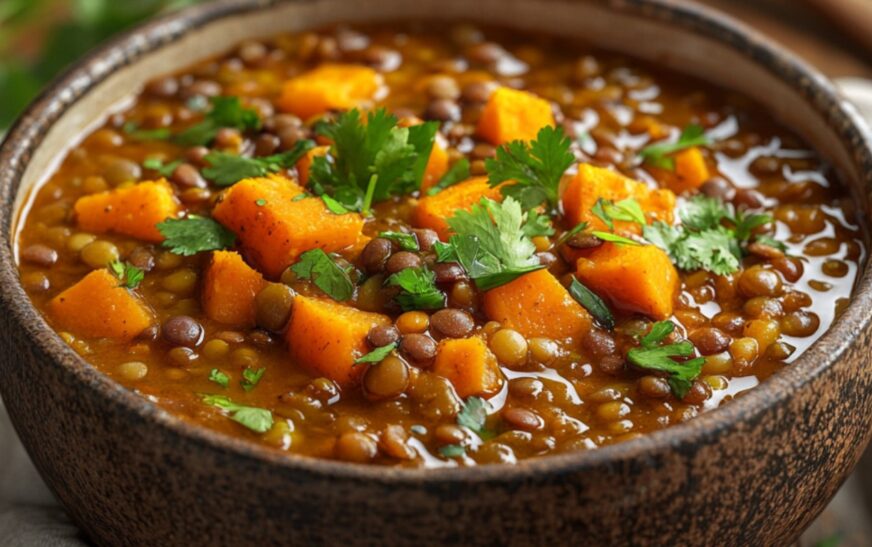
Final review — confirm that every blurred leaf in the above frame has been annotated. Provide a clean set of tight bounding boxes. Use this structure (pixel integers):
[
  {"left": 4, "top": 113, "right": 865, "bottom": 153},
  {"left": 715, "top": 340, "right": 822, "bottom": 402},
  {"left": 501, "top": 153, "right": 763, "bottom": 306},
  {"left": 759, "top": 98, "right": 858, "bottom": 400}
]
[{"left": 0, "top": 63, "right": 42, "bottom": 130}]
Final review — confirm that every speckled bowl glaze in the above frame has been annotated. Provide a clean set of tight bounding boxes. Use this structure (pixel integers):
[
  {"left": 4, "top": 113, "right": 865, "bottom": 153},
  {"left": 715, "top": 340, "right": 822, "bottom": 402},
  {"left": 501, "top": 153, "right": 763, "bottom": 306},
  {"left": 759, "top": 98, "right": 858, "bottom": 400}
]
[{"left": 1, "top": 1, "right": 872, "bottom": 545}]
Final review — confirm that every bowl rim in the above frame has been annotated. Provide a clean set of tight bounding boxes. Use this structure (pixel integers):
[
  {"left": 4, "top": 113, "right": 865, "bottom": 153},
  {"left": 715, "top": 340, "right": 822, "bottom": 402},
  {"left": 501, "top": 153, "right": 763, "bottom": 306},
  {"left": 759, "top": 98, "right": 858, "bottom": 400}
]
[{"left": 1, "top": 0, "right": 871, "bottom": 483}]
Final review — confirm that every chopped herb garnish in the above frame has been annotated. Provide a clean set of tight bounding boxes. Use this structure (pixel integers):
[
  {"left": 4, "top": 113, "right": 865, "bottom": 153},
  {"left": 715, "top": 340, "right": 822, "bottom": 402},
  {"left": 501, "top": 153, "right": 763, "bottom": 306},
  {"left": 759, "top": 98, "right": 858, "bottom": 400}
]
[
  {"left": 208, "top": 369, "right": 229, "bottom": 388},
  {"left": 555, "top": 221, "right": 589, "bottom": 247},
  {"left": 122, "top": 121, "right": 170, "bottom": 141},
  {"left": 321, "top": 194, "right": 350, "bottom": 214},
  {"left": 642, "top": 195, "right": 776, "bottom": 275},
  {"left": 569, "top": 277, "right": 614, "bottom": 330},
  {"left": 522, "top": 209, "right": 555, "bottom": 238},
  {"left": 201, "top": 394, "right": 273, "bottom": 433},
  {"left": 108, "top": 260, "right": 144, "bottom": 289},
  {"left": 426, "top": 157, "right": 470, "bottom": 196},
  {"left": 591, "top": 231, "right": 640, "bottom": 246},
  {"left": 456, "top": 396, "right": 489, "bottom": 435},
  {"left": 434, "top": 197, "right": 544, "bottom": 291},
  {"left": 157, "top": 215, "right": 236, "bottom": 256},
  {"left": 640, "top": 123, "right": 711, "bottom": 170},
  {"left": 202, "top": 140, "right": 315, "bottom": 186},
  {"left": 309, "top": 108, "right": 438, "bottom": 212},
  {"left": 255, "top": 198, "right": 267, "bottom": 206},
  {"left": 290, "top": 248, "right": 355, "bottom": 301},
  {"left": 354, "top": 342, "right": 397, "bottom": 365},
  {"left": 385, "top": 267, "right": 445, "bottom": 311},
  {"left": 439, "top": 444, "right": 466, "bottom": 458},
  {"left": 379, "top": 231, "right": 419, "bottom": 251},
  {"left": 626, "top": 321, "right": 704, "bottom": 398},
  {"left": 241, "top": 367, "right": 265, "bottom": 392},
  {"left": 142, "top": 157, "right": 181, "bottom": 178},
  {"left": 486, "top": 125, "right": 574, "bottom": 212},
  {"left": 175, "top": 96, "right": 261, "bottom": 146}
]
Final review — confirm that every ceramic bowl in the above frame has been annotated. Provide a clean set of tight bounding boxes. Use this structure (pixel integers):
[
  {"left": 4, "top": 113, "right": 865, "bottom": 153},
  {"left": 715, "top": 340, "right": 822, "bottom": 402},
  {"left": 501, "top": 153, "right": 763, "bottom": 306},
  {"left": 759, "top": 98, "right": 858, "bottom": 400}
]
[{"left": 1, "top": 1, "right": 871, "bottom": 545}]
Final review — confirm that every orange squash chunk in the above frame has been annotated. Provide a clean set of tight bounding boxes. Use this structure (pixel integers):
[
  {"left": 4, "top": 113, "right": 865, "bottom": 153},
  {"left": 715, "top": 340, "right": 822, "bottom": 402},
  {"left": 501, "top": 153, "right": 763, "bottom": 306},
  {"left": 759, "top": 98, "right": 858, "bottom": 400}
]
[
  {"left": 48, "top": 269, "right": 152, "bottom": 341},
  {"left": 420, "top": 137, "right": 449, "bottom": 193},
  {"left": 295, "top": 145, "right": 329, "bottom": 186},
  {"left": 652, "top": 147, "right": 711, "bottom": 194},
  {"left": 74, "top": 180, "right": 180, "bottom": 242},
  {"left": 413, "top": 176, "right": 502, "bottom": 240},
  {"left": 561, "top": 164, "right": 675, "bottom": 235},
  {"left": 575, "top": 242, "right": 678, "bottom": 320},
  {"left": 212, "top": 175, "right": 364, "bottom": 278},
  {"left": 432, "top": 337, "right": 502, "bottom": 398},
  {"left": 483, "top": 269, "right": 591, "bottom": 341},
  {"left": 477, "top": 87, "right": 554, "bottom": 145},
  {"left": 202, "top": 250, "right": 267, "bottom": 328},
  {"left": 285, "top": 295, "right": 391, "bottom": 387},
  {"left": 277, "top": 64, "right": 382, "bottom": 120}
]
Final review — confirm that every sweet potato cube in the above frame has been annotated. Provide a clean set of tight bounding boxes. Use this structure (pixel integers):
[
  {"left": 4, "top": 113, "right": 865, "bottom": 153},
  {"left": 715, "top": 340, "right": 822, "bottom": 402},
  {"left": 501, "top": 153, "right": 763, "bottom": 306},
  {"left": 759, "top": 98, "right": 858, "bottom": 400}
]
[
  {"left": 420, "top": 138, "right": 449, "bottom": 193},
  {"left": 277, "top": 64, "right": 382, "bottom": 120},
  {"left": 662, "top": 147, "right": 711, "bottom": 194},
  {"left": 74, "top": 180, "right": 180, "bottom": 242},
  {"left": 432, "top": 337, "right": 502, "bottom": 398},
  {"left": 202, "top": 250, "right": 267, "bottom": 328},
  {"left": 413, "top": 176, "right": 502, "bottom": 240},
  {"left": 295, "top": 145, "right": 329, "bottom": 186},
  {"left": 575, "top": 243, "right": 678, "bottom": 320},
  {"left": 48, "top": 269, "right": 152, "bottom": 341},
  {"left": 561, "top": 164, "right": 675, "bottom": 235},
  {"left": 483, "top": 269, "right": 591, "bottom": 342},
  {"left": 286, "top": 295, "right": 391, "bottom": 387},
  {"left": 212, "top": 175, "right": 364, "bottom": 278},
  {"left": 477, "top": 87, "right": 555, "bottom": 145}
]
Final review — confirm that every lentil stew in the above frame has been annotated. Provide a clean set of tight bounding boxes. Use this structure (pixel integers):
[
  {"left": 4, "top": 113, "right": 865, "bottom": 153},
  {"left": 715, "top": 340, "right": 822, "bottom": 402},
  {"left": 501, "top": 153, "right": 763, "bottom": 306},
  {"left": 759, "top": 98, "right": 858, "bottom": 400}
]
[{"left": 15, "top": 22, "right": 865, "bottom": 468}]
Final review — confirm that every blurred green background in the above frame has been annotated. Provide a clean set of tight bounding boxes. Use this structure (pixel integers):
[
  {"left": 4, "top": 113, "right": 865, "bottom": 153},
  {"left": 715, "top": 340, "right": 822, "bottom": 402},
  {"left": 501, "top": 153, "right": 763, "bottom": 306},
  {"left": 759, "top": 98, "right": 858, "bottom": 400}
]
[{"left": 0, "top": 0, "right": 202, "bottom": 133}]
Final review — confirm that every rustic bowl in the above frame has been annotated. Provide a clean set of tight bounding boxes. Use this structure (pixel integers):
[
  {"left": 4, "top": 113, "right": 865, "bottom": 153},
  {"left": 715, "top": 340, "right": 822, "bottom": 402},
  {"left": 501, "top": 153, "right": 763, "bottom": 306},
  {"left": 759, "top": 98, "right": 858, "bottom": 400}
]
[{"left": 1, "top": 0, "right": 871, "bottom": 545}]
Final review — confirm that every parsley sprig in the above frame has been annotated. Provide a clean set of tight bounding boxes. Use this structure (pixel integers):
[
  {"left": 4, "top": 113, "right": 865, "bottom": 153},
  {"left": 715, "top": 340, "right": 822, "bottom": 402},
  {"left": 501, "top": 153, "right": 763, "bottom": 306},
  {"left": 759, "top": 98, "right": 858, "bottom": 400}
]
[
  {"left": 202, "top": 394, "right": 273, "bottom": 433},
  {"left": 157, "top": 216, "right": 237, "bottom": 256},
  {"left": 290, "top": 249, "right": 355, "bottom": 301},
  {"left": 486, "top": 126, "right": 574, "bottom": 212},
  {"left": 108, "top": 260, "right": 144, "bottom": 289},
  {"left": 627, "top": 321, "right": 704, "bottom": 398},
  {"left": 434, "top": 197, "right": 544, "bottom": 291},
  {"left": 385, "top": 267, "right": 445, "bottom": 311},
  {"left": 639, "top": 123, "right": 711, "bottom": 170},
  {"left": 208, "top": 369, "right": 230, "bottom": 389},
  {"left": 175, "top": 96, "right": 261, "bottom": 147},
  {"left": 241, "top": 367, "right": 265, "bottom": 392},
  {"left": 441, "top": 396, "right": 494, "bottom": 459},
  {"left": 309, "top": 108, "right": 438, "bottom": 214},
  {"left": 643, "top": 195, "right": 776, "bottom": 275},
  {"left": 202, "top": 140, "right": 315, "bottom": 186}
]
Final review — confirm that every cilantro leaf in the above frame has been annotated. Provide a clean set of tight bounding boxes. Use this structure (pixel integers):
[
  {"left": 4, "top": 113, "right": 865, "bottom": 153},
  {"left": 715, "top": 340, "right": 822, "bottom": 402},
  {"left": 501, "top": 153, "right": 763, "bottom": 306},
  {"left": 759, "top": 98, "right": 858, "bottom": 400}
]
[
  {"left": 642, "top": 195, "right": 776, "bottom": 275},
  {"left": 569, "top": 277, "right": 614, "bottom": 330},
  {"left": 122, "top": 121, "right": 170, "bottom": 141},
  {"left": 426, "top": 158, "right": 470, "bottom": 196},
  {"left": 108, "top": 260, "right": 144, "bottom": 289},
  {"left": 591, "top": 231, "right": 641, "bottom": 246},
  {"left": 456, "top": 396, "right": 489, "bottom": 434},
  {"left": 486, "top": 125, "right": 574, "bottom": 211},
  {"left": 627, "top": 321, "right": 705, "bottom": 398},
  {"left": 202, "top": 394, "right": 273, "bottom": 433},
  {"left": 157, "top": 216, "right": 237, "bottom": 256},
  {"left": 379, "top": 231, "right": 419, "bottom": 251},
  {"left": 290, "top": 249, "right": 354, "bottom": 301},
  {"left": 354, "top": 342, "right": 397, "bottom": 365},
  {"left": 522, "top": 209, "right": 555, "bottom": 238},
  {"left": 640, "top": 124, "right": 711, "bottom": 170},
  {"left": 309, "top": 108, "right": 438, "bottom": 212},
  {"left": 208, "top": 369, "right": 229, "bottom": 389},
  {"left": 142, "top": 157, "right": 181, "bottom": 178},
  {"left": 437, "top": 197, "right": 544, "bottom": 290},
  {"left": 241, "top": 367, "right": 265, "bottom": 392},
  {"left": 385, "top": 267, "right": 446, "bottom": 311},
  {"left": 202, "top": 140, "right": 315, "bottom": 186},
  {"left": 175, "top": 96, "right": 261, "bottom": 146}
]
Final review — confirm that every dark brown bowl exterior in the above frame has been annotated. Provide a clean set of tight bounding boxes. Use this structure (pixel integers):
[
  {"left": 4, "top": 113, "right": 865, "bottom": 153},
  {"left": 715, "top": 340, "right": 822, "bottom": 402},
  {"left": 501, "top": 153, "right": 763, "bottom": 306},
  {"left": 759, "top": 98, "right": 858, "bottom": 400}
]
[{"left": 2, "top": 1, "right": 872, "bottom": 545}]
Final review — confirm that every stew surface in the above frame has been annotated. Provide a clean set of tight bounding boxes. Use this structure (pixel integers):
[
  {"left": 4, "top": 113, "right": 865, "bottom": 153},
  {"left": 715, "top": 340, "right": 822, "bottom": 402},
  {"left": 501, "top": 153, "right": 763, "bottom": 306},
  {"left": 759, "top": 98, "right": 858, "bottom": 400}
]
[{"left": 16, "top": 23, "right": 864, "bottom": 467}]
